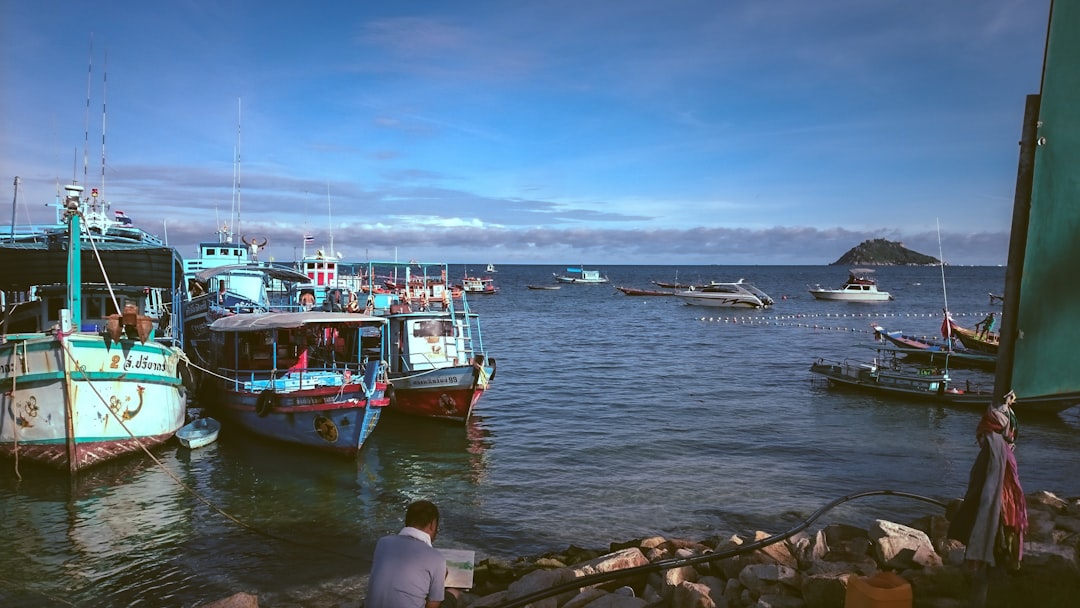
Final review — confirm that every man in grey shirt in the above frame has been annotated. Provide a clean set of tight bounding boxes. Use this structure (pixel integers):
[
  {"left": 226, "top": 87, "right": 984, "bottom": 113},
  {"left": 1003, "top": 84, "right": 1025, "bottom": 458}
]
[{"left": 366, "top": 500, "right": 455, "bottom": 608}]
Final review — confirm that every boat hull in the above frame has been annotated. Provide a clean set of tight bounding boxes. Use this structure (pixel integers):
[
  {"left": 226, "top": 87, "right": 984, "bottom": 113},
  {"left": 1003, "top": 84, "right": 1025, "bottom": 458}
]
[
  {"left": 677, "top": 294, "right": 768, "bottom": 308},
  {"left": 207, "top": 377, "right": 387, "bottom": 457},
  {"left": 0, "top": 334, "right": 186, "bottom": 472},
  {"left": 809, "top": 289, "right": 892, "bottom": 301},
  {"left": 387, "top": 365, "right": 491, "bottom": 423},
  {"left": 809, "top": 359, "right": 992, "bottom": 406}
]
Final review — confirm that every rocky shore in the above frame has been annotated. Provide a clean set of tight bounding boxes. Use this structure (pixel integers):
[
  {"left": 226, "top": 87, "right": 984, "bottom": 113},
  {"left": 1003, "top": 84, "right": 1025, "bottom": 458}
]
[{"left": 203, "top": 490, "right": 1080, "bottom": 608}]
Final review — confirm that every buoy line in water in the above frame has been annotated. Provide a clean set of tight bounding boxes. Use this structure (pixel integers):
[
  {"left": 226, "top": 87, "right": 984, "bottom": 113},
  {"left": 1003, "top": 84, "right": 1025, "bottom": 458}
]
[{"left": 695, "top": 310, "right": 993, "bottom": 341}]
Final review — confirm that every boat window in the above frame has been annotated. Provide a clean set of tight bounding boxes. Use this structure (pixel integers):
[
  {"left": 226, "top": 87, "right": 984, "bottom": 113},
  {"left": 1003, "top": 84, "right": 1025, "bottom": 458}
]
[{"left": 412, "top": 319, "right": 453, "bottom": 338}]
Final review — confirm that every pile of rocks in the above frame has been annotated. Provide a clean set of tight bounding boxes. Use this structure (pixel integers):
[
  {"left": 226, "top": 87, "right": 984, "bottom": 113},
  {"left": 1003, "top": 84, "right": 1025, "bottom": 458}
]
[{"left": 458, "top": 491, "right": 1080, "bottom": 608}]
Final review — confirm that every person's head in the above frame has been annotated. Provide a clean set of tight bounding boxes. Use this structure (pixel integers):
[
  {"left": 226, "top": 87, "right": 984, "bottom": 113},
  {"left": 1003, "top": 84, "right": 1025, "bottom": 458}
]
[
  {"left": 1004, "top": 390, "right": 1016, "bottom": 406},
  {"left": 404, "top": 500, "right": 440, "bottom": 539},
  {"left": 218, "top": 283, "right": 226, "bottom": 292},
  {"left": 473, "top": 354, "right": 485, "bottom": 365}
]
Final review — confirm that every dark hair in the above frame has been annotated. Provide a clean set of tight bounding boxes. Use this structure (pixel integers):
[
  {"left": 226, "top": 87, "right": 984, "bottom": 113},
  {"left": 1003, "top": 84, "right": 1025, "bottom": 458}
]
[{"left": 404, "top": 500, "right": 439, "bottom": 528}]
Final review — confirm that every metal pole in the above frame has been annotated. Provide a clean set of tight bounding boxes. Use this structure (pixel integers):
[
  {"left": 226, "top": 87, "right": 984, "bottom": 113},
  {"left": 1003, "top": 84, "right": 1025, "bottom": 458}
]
[{"left": 9, "top": 176, "right": 18, "bottom": 243}]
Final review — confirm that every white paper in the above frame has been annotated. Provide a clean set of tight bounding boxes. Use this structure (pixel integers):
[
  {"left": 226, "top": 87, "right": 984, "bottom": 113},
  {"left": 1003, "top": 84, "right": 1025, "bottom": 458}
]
[{"left": 439, "top": 548, "right": 475, "bottom": 589}]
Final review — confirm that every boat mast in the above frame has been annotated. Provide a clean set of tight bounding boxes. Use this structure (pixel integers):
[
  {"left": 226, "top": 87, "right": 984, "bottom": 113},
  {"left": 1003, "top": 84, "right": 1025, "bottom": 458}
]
[
  {"left": 232, "top": 98, "right": 241, "bottom": 243},
  {"left": 936, "top": 219, "right": 953, "bottom": 351},
  {"left": 327, "top": 182, "right": 334, "bottom": 258},
  {"left": 8, "top": 176, "right": 18, "bottom": 243},
  {"left": 83, "top": 36, "right": 92, "bottom": 189}
]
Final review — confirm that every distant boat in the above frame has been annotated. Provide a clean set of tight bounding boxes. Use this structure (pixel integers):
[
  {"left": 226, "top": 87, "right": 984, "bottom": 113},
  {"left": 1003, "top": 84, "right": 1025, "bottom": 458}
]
[
  {"left": 554, "top": 266, "right": 609, "bottom": 284},
  {"left": 176, "top": 417, "right": 221, "bottom": 450},
  {"left": 809, "top": 268, "right": 893, "bottom": 302},
  {"left": 460, "top": 273, "right": 498, "bottom": 295},
  {"left": 527, "top": 285, "right": 561, "bottom": 290},
  {"left": 677, "top": 280, "right": 775, "bottom": 308},
  {"left": 486, "top": 263, "right": 497, "bottom": 273},
  {"left": 615, "top": 286, "right": 676, "bottom": 296}
]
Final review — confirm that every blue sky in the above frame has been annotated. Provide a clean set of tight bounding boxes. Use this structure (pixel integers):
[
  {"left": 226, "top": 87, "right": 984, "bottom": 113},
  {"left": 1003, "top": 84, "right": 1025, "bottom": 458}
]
[{"left": 0, "top": 0, "right": 1051, "bottom": 266}]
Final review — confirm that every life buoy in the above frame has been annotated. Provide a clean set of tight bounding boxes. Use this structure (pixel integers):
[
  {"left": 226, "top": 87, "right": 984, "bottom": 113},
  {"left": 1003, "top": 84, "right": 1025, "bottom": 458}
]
[{"left": 256, "top": 389, "right": 277, "bottom": 417}]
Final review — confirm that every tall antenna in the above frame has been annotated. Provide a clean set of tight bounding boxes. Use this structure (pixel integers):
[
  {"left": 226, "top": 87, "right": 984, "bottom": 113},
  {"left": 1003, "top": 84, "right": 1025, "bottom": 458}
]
[
  {"left": 82, "top": 35, "right": 93, "bottom": 184},
  {"left": 327, "top": 181, "right": 334, "bottom": 258},
  {"left": 100, "top": 48, "right": 107, "bottom": 199},
  {"left": 233, "top": 98, "right": 242, "bottom": 242}
]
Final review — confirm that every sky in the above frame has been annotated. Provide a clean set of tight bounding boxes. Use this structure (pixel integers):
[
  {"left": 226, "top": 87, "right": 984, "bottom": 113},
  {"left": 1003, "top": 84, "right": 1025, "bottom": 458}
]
[{"left": 0, "top": 0, "right": 1053, "bottom": 266}]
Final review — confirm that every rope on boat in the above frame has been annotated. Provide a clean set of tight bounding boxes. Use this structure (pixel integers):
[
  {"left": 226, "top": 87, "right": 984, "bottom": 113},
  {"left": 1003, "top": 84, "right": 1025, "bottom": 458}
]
[{"left": 495, "top": 489, "right": 949, "bottom": 608}]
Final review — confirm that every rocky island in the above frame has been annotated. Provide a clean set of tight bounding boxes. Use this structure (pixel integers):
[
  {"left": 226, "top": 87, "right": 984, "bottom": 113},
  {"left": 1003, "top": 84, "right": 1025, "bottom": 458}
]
[{"left": 831, "top": 238, "right": 939, "bottom": 266}]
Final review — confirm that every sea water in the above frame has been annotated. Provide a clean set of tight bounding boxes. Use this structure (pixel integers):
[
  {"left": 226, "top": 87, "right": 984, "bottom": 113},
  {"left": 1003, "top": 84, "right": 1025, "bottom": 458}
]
[{"left": 2, "top": 265, "right": 1079, "bottom": 607}]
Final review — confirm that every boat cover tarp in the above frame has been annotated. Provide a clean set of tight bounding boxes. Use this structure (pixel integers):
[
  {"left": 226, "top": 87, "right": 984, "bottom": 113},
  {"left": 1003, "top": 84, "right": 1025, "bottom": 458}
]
[
  {"left": 209, "top": 311, "right": 385, "bottom": 332},
  {"left": 0, "top": 243, "right": 183, "bottom": 291},
  {"left": 1010, "top": 4, "right": 1080, "bottom": 403},
  {"left": 194, "top": 264, "right": 310, "bottom": 284}
]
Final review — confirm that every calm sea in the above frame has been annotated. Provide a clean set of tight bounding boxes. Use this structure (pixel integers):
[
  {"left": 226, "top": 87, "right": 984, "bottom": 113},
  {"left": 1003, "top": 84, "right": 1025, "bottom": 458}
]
[{"left": 3, "top": 265, "right": 1079, "bottom": 607}]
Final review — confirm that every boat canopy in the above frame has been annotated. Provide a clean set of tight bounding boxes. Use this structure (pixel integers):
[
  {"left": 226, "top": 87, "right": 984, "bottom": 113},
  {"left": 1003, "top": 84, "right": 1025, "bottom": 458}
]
[
  {"left": 0, "top": 243, "right": 183, "bottom": 291},
  {"left": 194, "top": 264, "right": 310, "bottom": 284},
  {"left": 208, "top": 311, "right": 386, "bottom": 332}
]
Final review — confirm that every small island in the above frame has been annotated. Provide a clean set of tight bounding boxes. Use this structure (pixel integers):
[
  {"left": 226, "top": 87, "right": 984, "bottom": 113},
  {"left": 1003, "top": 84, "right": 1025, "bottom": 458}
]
[{"left": 831, "top": 238, "right": 940, "bottom": 266}]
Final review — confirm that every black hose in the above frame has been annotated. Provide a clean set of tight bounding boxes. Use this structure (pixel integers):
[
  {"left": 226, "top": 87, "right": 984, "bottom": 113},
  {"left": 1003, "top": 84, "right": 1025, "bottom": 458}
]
[{"left": 495, "top": 489, "right": 948, "bottom": 608}]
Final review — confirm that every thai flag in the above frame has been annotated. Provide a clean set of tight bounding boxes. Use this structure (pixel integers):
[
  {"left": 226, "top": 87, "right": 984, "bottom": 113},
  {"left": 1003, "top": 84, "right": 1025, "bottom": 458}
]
[
  {"left": 114, "top": 210, "right": 132, "bottom": 225},
  {"left": 304, "top": 234, "right": 315, "bottom": 243}
]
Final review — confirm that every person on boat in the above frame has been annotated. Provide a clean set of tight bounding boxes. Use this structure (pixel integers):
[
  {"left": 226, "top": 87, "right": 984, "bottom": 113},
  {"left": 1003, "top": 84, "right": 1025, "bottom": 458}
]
[
  {"left": 366, "top": 499, "right": 460, "bottom": 608},
  {"left": 976, "top": 312, "right": 997, "bottom": 340},
  {"left": 471, "top": 354, "right": 489, "bottom": 390},
  {"left": 364, "top": 295, "right": 376, "bottom": 315},
  {"left": 216, "top": 282, "right": 227, "bottom": 305},
  {"left": 321, "top": 290, "right": 343, "bottom": 312},
  {"left": 947, "top": 390, "right": 1027, "bottom": 605},
  {"left": 419, "top": 290, "right": 429, "bottom": 311},
  {"left": 299, "top": 290, "right": 316, "bottom": 311}
]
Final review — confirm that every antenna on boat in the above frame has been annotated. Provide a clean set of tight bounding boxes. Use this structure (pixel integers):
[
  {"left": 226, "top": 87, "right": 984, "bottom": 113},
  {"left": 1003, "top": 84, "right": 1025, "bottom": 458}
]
[
  {"left": 83, "top": 36, "right": 93, "bottom": 189},
  {"left": 8, "top": 176, "right": 18, "bottom": 243},
  {"left": 326, "top": 181, "right": 335, "bottom": 258},
  {"left": 100, "top": 47, "right": 107, "bottom": 202},
  {"left": 232, "top": 98, "right": 241, "bottom": 243}
]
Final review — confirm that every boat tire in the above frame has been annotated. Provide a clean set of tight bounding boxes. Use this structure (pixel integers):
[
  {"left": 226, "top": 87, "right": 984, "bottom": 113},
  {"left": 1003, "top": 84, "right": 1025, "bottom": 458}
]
[
  {"left": 385, "top": 384, "right": 397, "bottom": 409},
  {"left": 256, "top": 389, "right": 277, "bottom": 417},
  {"left": 488, "top": 357, "right": 497, "bottom": 382}
]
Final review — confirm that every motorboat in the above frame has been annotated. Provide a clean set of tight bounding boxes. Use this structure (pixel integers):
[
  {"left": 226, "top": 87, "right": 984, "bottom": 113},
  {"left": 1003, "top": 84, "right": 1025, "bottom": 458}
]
[
  {"left": 809, "top": 269, "right": 893, "bottom": 301},
  {"left": 676, "top": 280, "right": 774, "bottom": 308},
  {"left": 460, "top": 274, "right": 498, "bottom": 295},
  {"left": 616, "top": 286, "right": 677, "bottom": 296},
  {"left": 554, "top": 266, "right": 609, "bottom": 284},
  {"left": 527, "top": 285, "right": 561, "bottom": 290}
]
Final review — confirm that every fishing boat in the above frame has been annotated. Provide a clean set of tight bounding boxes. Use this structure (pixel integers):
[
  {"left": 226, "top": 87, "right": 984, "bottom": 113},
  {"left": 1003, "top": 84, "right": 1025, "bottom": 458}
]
[
  {"left": 945, "top": 316, "right": 999, "bottom": 355},
  {"left": 872, "top": 324, "right": 997, "bottom": 371},
  {"left": 676, "top": 280, "right": 774, "bottom": 308},
  {"left": 362, "top": 261, "right": 495, "bottom": 424},
  {"left": 809, "top": 353, "right": 997, "bottom": 407},
  {"left": 554, "top": 266, "right": 609, "bottom": 284},
  {"left": 176, "top": 417, "right": 220, "bottom": 449},
  {"left": 809, "top": 268, "right": 893, "bottom": 301},
  {"left": 460, "top": 273, "right": 498, "bottom": 295},
  {"left": 0, "top": 182, "right": 187, "bottom": 473},
  {"left": 527, "top": 285, "right": 561, "bottom": 290},
  {"left": 486, "top": 263, "right": 497, "bottom": 273},
  {"left": 201, "top": 311, "right": 389, "bottom": 456},
  {"left": 615, "top": 286, "right": 677, "bottom": 296}
]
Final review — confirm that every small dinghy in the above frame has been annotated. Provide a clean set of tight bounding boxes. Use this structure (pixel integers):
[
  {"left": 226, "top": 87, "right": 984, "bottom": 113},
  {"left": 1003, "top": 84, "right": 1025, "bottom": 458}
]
[{"left": 176, "top": 417, "right": 221, "bottom": 449}]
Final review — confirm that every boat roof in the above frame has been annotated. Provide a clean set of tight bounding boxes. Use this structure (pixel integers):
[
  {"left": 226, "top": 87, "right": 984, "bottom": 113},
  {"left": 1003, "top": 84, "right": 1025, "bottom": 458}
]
[
  {"left": 194, "top": 264, "right": 310, "bottom": 284},
  {"left": 209, "top": 311, "right": 386, "bottom": 332},
  {"left": 0, "top": 243, "right": 183, "bottom": 291},
  {"left": 849, "top": 268, "right": 877, "bottom": 274}
]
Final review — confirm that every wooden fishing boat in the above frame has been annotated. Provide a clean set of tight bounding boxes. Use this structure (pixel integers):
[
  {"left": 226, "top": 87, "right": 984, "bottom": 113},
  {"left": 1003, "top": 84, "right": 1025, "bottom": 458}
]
[
  {"left": 615, "top": 286, "right": 677, "bottom": 296},
  {"left": 360, "top": 261, "right": 495, "bottom": 424},
  {"left": 460, "top": 274, "right": 498, "bottom": 295},
  {"left": 872, "top": 324, "right": 996, "bottom": 371},
  {"left": 176, "top": 417, "right": 221, "bottom": 449},
  {"left": 0, "top": 183, "right": 187, "bottom": 473},
  {"left": 810, "top": 354, "right": 994, "bottom": 406},
  {"left": 202, "top": 311, "right": 389, "bottom": 456},
  {"left": 554, "top": 266, "right": 609, "bottom": 284},
  {"left": 527, "top": 285, "right": 561, "bottom": 290},
  {"left": 945, "top": 317, "right": 999, "bottom": 355}
]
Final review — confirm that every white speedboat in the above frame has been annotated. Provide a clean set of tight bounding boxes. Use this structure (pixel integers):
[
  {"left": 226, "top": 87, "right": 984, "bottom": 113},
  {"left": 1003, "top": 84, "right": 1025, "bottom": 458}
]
[
  {"left": 677, "top": 280, "right": 774, "bottom": 308},
  {"left": 809, "top": 269, "right": 893, "bottom": 301}
]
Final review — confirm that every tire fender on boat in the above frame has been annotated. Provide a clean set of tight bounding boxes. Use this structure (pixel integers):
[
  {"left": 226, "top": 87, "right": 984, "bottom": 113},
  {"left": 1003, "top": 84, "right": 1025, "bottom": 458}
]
[
  {"left": 488, "top": 357, "right": 497, "bottom": 382},
  {"left": 385, "top": 383, "right": 397, "bottom": 409},
  {"left": 256, "top": 389, "right": 277, "bottom": 417}
]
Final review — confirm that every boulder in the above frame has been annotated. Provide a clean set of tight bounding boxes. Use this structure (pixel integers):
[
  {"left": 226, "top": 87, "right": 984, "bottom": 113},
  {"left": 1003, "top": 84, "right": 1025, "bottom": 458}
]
[{"left": 869, "top": 519, "right": 942, "bottom": 569}]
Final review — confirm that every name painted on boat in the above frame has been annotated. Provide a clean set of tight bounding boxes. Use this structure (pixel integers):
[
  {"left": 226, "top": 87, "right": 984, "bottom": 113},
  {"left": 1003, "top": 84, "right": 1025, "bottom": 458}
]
[{"left": 408, "top": 376, "right": 460, "bottom": 387}]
